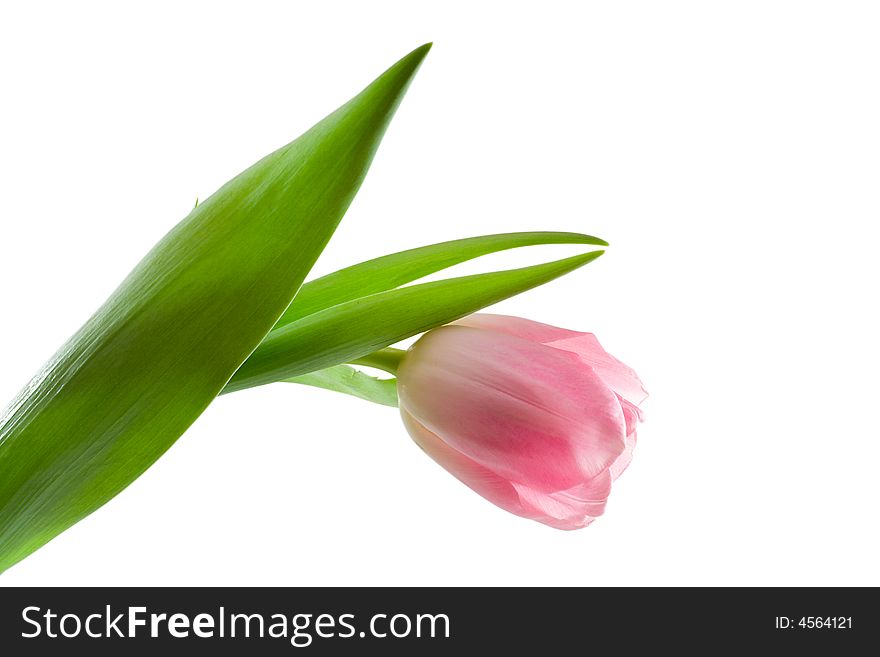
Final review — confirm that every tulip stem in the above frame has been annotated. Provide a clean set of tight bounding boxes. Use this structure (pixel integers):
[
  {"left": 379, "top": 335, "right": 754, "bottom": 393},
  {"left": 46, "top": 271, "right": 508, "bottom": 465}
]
[{"left": 350, "top": 347, "right": 406, "bottom": 376}]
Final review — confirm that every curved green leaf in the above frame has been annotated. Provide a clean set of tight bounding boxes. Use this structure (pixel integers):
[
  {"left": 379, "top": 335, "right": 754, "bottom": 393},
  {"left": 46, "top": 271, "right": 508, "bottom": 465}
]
[
  {"left": 276, "top": 231, "right": 607, "bottom": 326},
  {"left": 0, "top": 44, "right": 431, "bottom": 573},
  {"left": 224, "top": 250, "right": 603, "bottom": 393}
]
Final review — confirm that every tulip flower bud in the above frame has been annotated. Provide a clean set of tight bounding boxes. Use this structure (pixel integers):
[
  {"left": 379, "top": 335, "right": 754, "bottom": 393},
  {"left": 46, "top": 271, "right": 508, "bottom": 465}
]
[{"left": 397, "top": 314, "right": 646, "bottom": 529}]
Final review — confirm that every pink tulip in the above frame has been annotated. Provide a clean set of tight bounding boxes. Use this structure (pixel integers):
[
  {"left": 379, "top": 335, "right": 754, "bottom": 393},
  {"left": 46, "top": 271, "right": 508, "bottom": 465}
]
[{"left": 397, "top": 314, "right": 646, "bottom": 529}]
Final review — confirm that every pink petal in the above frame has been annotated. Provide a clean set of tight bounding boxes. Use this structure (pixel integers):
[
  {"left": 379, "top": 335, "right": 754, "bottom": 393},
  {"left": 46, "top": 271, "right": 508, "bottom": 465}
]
[
  {"left": 453, "top": 313, "right": 581, "bottom": 343},
  {"left": 403, "top": 410, "right": 611, "bottom": 530},
  {"left": 398, "top": 326, "right": 627, "bottom": 493},
  {"left": 402, "top": 410, "right": 525, "bottom": 512},
  {"left": 511, "top": 471, "right": 612, "bottom": 530},
  {"left": 609, "top": 432, "right": 636, "bottom": 480},
  {"left": 454, "top": 314, "right": 648, "bottom": 406},
  {"left": 619, "top": 396, "right": 642, "bottom": 437},
  {"left": 609, "top": 397, "right": 640, "bottom": 479},
  {"left": 547, "top": 334, "right": 648, "bottom": 406}
]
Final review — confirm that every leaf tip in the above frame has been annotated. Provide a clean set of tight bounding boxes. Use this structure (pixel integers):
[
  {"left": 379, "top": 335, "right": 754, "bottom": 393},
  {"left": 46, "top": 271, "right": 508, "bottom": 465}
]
[
  {"left": 576, "top": 234, "right": 609, "bottom": 247},
  {"left": 398, "top": 42, "right": 433, "bottom": 74},
  {"left": 570, "top": 249, "right": 605, "bottom": 267}
]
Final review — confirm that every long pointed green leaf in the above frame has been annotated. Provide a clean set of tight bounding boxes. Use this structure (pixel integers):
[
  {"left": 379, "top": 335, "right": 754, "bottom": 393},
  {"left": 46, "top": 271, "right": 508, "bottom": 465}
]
[
  {"left": 224, "top": 250, "right": 603, "bottom": 393},
  {"left": 276, "top": 231, "right": 608, "bottom": 326},
  {"left": 0, "top": 44, "right": 430, "bottom": 573},
  {"left": 286, "top": 365, "right": 398, "bottom": 407}
]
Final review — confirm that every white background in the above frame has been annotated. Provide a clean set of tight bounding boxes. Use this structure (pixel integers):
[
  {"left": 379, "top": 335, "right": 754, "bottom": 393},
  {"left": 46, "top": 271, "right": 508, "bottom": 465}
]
[{"left": 1, "top": 1, "right": 878, "bottom": 586}]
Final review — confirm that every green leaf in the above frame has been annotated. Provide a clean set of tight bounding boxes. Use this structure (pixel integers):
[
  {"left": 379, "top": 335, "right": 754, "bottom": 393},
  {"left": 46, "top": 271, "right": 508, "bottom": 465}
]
[
  {"left": 262, "top": 233, "right": 608, "bottom": 407},
  {"left": 286, "top": 365, "right": 399, "bottom": 407},
  {"left": 276, "top": 231, "right": 608, "bottom": 326},
  {"left": 0, "top": 44, "right": 431, "bottom": 573},
  {"left": 224, "top": 250, "right": 603, "bottom": 393}
]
